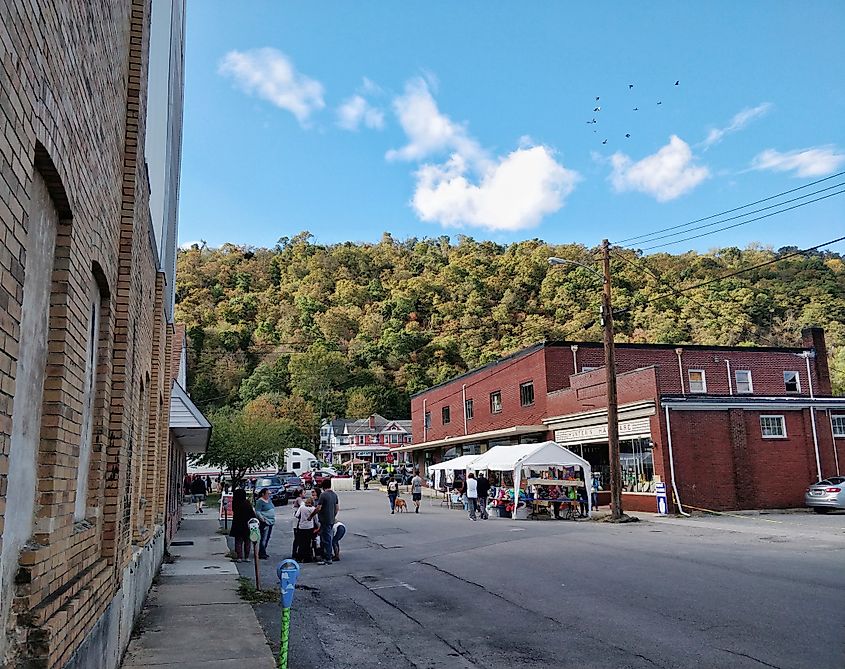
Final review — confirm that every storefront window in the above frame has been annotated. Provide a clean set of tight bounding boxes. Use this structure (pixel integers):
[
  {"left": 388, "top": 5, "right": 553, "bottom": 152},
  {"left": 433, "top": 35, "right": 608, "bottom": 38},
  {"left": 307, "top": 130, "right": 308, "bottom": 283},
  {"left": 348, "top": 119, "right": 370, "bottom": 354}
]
[{"left": 619, "top": 438, "right": 656, "bottom": 493}]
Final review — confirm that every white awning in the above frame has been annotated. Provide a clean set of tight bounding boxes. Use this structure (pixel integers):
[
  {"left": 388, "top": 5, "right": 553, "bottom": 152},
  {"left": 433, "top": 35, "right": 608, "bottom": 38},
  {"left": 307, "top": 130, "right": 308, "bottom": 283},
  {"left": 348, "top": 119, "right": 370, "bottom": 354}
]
[
  {"left": 170, "top": 382, "right": 211, "bottom": 453},
  {"left": 469, "top": 441, "right": 590, "bottom": 472},
  {"left": 428, "top": 454, "right": 480, "bottom": 472}
]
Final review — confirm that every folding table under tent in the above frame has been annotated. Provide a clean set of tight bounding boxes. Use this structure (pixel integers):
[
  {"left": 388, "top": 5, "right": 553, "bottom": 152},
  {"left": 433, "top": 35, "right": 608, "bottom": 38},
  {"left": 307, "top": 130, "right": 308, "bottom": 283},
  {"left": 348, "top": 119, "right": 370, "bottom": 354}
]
[{"left": 467, "top": 441, "right": 593, "bottom": 518}]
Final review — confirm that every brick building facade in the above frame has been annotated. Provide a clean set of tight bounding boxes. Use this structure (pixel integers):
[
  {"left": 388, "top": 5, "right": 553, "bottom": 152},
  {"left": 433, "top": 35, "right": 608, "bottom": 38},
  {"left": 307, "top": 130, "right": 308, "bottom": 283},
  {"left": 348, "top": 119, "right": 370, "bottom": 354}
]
[
  {"left": 0, "top": 2, "right": 206, "bottom": 667},
  {"left": 404, "top": 328, "right": 844, "bottom": 512}
]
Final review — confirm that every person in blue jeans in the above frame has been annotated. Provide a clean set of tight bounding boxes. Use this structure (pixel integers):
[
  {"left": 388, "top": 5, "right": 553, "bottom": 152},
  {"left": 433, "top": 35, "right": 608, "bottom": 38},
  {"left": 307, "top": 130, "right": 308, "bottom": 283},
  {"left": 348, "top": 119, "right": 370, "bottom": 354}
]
[
  {"left": 310, "top": 479, "right": 339, "bottom": 565},
  {"left": 254, "top": 488, "right": 276, "bottom": 559}
]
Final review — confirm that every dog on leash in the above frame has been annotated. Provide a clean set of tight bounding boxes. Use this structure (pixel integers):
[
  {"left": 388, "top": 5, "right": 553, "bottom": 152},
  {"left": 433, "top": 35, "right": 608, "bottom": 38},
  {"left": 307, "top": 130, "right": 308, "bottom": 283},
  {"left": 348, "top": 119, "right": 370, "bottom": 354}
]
[{"left": 395, "top": 498, "right": 408, "bottom": 513}]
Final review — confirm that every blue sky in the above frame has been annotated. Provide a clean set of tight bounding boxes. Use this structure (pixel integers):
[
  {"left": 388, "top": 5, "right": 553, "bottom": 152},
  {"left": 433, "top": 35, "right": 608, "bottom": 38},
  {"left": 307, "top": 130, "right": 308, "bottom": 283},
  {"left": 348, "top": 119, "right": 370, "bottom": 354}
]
[{"left": 178, "top": 1, "right": 845, "bottom": 254}]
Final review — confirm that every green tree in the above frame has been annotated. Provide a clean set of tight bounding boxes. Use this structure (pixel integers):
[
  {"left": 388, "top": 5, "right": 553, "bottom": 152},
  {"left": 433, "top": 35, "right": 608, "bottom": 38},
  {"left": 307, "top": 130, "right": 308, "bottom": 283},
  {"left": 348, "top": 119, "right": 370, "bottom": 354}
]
[
  {"left": 195, "top": 409, "right": 291, "bottom": 484},
  {"left": 239, "top": 356, "right": 291, "bottom": 403},
  {"left": 289, "top": 343, "right": 349, "bottom": 417}
]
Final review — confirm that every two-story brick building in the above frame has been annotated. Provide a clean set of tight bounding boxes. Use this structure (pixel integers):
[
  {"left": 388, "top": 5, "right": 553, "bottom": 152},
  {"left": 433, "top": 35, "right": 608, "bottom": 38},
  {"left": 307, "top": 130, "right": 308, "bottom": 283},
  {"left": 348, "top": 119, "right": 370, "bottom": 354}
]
[{"left": 402, "top": 328, "right": 844, "bottom": 512}]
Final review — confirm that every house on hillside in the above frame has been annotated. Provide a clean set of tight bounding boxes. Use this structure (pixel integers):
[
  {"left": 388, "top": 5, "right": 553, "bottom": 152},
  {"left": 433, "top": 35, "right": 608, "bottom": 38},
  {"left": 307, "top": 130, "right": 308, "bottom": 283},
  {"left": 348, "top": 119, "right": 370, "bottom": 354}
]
[{"left": 321, "top": 414, "right": 412, "bottom": 465}]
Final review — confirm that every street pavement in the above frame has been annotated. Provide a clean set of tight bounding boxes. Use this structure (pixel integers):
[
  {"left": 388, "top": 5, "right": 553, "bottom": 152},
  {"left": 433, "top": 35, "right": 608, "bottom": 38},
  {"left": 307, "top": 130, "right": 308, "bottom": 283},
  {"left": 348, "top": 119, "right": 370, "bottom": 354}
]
[{"left": 242, "top": 490, "right": 845, "bottom": 669}]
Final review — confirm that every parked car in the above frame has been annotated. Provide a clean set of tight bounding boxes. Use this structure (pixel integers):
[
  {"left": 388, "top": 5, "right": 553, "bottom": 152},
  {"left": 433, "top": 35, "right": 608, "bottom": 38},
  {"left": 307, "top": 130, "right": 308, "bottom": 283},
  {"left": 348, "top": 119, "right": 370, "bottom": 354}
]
[
  {"left": 252, "top": 476, "right": 286, "bottom": 506},
  {"left": 278, "top": 474, "right": 304, "bottom": 503},
  {"left": 300, "top": 470, "right": 333, "bottom": 489},
  {"left": 805, "top": 477, "right": 845, "bottom": 513}
]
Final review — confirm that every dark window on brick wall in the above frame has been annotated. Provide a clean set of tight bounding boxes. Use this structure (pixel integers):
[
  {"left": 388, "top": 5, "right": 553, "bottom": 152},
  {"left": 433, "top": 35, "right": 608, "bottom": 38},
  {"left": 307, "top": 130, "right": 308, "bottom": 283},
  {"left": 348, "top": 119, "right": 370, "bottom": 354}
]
[
  {"left": 490, "top": 391, "right": 502, "bottom": 414},
  {"left": 520, "top": 381, "right": 535, "bottom": 406},
  {"left": 783, "top": 371, "right": 800, "bottom": 393},
  {"left": 465, "top": 399, "right": 473, "bottom": 420},
  {"left": 441, "top": 406, "right": 451, "bottom": 425},
  {"left": 424, "top": 412, "right": 431, "bottom": 429}
]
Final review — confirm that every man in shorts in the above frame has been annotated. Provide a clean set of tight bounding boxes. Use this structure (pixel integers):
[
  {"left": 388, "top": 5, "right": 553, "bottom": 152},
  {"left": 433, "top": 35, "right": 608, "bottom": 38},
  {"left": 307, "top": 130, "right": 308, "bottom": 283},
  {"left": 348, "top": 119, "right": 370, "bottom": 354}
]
[{"left": 411, "top": 469, "right": 423, "bottom": 514}]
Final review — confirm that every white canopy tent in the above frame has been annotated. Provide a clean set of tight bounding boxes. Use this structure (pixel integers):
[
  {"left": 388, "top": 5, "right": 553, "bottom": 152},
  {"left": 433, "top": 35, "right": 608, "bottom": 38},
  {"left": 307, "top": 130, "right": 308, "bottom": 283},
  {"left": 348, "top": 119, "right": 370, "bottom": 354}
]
[
  {"left": 468, "top": 441, "right": 593, "bottom": 517},
  {"left": 427, "top": 454, "right": 480, "bottom": 488}
]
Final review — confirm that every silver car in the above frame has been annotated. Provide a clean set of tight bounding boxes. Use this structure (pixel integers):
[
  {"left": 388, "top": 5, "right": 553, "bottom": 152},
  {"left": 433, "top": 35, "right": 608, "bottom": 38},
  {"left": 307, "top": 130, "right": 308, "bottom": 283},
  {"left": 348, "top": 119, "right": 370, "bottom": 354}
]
[{"left": 805, "top": 477, "right": 845, "bottom": 513}]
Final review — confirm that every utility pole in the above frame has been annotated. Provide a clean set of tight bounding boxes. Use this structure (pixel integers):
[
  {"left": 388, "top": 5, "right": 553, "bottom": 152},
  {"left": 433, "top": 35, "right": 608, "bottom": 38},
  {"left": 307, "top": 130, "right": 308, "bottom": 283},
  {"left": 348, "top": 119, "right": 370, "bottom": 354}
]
[{"left": 601, "top": 239, "right": 624, "bottom": 520}]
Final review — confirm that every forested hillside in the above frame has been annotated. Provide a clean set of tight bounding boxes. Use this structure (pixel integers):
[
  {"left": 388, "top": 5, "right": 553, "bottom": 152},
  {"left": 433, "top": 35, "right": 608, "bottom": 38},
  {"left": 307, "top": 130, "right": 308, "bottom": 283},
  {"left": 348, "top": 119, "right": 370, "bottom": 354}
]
[{"left": 175, "top": 232, "right": 845, "bottom": 431}]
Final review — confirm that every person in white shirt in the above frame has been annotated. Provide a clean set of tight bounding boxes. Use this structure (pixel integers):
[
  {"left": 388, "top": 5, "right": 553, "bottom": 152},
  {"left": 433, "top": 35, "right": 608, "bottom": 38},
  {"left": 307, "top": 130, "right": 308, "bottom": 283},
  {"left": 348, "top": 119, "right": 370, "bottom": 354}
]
[
  {"left": 293, "top": 497, "right": 317, "bottom": 561},
  {"left": 465, "top": 472, "right": 479, "bottom": 521}
]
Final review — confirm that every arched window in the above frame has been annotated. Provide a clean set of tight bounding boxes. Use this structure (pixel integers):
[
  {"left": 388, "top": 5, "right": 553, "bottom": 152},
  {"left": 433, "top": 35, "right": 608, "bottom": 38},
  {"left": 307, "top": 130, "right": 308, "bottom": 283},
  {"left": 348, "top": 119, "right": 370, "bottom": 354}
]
[{"left": 74, "top": 280, "right": 101, "bottom": 521}]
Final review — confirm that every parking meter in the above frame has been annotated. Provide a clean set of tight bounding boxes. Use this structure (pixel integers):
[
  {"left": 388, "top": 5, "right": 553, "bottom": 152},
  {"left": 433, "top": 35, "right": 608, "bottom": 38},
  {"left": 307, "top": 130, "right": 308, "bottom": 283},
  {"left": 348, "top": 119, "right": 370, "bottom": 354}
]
[
  {"left": 248, "top": 518, "right": 261, "bottom": 588},
  {"left": 276, "top": 559, "right": 300, "bottom": 669}
]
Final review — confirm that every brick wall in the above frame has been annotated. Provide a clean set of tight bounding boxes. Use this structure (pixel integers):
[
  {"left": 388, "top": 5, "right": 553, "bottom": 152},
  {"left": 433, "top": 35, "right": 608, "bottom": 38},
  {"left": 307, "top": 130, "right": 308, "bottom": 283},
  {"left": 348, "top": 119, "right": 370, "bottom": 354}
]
[
  {"left": 0, "top": 1, "right": 178, "bottom": 666},
  {"left": 411, "top": 345, "right": 550, "bottom": 443}
]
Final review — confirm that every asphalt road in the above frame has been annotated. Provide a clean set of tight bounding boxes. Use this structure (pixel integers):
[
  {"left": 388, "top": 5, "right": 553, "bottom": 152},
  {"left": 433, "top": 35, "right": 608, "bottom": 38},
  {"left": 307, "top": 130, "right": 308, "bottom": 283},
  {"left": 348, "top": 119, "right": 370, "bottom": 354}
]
[{"left": 237, "top": 491, "right": 845, "bottom": 669}]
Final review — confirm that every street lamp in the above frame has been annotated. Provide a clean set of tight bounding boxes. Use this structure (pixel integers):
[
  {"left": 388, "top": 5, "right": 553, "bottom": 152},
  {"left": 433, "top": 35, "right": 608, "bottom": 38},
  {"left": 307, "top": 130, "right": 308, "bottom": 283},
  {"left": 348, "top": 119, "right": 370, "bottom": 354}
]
[{"left": 548, "top": 240, "right": 625, "bottom": 520}]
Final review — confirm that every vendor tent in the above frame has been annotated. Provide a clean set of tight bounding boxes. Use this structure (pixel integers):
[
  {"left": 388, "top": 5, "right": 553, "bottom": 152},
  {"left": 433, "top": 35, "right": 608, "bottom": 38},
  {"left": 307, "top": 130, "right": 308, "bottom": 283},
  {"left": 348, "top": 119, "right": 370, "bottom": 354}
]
[
  {"left": 428, "top": 454, "right": 479, "bottom": 488},
  {"left": 469, "top": 441, "right": 592, "bottom": 516},
  {"left": 428, "top": 454, "right": 480, "bottom": 472}
]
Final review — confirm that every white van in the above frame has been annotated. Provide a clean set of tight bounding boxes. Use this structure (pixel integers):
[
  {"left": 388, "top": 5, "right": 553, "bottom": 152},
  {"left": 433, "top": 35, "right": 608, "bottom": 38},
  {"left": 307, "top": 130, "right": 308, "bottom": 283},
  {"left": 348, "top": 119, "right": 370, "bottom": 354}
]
[{"left": 283, "top": 448, "right": 319, "bottom": 477}]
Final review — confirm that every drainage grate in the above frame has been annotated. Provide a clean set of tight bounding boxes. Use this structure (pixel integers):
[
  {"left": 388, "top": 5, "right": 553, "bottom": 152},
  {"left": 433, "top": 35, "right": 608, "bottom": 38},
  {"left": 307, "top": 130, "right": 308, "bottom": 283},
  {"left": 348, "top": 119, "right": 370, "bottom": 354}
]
[{"left": 170, "top": 541, "right": 194, "bottom": 546}]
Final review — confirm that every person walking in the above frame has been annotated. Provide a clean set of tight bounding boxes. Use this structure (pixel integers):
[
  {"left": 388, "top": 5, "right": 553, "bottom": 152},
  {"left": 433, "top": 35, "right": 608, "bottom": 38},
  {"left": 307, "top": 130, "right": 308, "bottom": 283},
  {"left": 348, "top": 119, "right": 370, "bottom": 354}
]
[
  {"left": 354, "top": 470, "right": 361, "bottom": 491},
  {"left": 229, "top": 489, "right": 256, "bottom": 562},
  {"left": 591, "top": 475, "right": 600, "bottom": 509},
  {"left": 332, "top": 519, "right": 346, "bottom": 561},
  {"left": 410, "top": 470, "right": 423, "bottom": 514},
  {"left": 475, "top": 472, "right": 490, "bottom": 520},
  {"left": 293, "top": 497, "right": 317, "bottom": 562},
  {"left": 254, "top": 487, "right": 276, "bottom": 559},
  {"left": 190, "top": 475, "right": 207, "bottom": 513},
  {"left": 205, "top": 475, "right": 213, "bottom": 494},
  {"left": 310, "top": 479, "right": 339, "bottom": 566},
  {"left": 465, "top": 472, "right": 479, "bottom": 521},
  {"left": 386, "top": 477, "right": 400, "bottom": 514}
]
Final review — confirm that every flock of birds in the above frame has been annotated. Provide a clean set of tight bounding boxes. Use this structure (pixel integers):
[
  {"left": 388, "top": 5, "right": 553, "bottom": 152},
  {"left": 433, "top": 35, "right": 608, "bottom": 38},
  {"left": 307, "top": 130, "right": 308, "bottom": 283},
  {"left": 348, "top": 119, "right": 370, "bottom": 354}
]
[{"left": 587, "top": 80, "right": 680, "bottom": 146}]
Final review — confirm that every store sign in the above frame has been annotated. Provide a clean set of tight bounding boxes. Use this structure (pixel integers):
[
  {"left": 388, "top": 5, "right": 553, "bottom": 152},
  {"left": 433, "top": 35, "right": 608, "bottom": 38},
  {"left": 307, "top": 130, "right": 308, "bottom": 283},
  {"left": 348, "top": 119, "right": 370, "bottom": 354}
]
[{"left": 555, "top": 418, "right": 651, "bottom": 444}]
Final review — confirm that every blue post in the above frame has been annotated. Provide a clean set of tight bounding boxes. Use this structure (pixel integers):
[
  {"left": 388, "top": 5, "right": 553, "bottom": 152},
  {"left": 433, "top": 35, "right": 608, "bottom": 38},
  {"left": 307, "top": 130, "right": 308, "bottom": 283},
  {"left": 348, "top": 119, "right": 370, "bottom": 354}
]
[{"left": 276, "top": 559, "right": 300, "bottom": 669}]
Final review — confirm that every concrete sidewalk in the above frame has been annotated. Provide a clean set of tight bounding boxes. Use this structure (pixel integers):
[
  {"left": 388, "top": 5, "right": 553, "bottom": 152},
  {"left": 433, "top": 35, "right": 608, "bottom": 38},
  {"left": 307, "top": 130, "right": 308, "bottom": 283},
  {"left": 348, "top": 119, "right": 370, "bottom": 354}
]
[{"left": 121, "top": 506, "right": 276, "bottom": 669}]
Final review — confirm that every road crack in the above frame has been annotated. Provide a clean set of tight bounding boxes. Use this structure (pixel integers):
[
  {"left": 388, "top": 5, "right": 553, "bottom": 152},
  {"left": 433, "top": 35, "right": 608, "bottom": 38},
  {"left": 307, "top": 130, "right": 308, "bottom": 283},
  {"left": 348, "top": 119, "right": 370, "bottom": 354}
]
[{"left": 718, "top": 648, "right": 784, "bottom": 668}]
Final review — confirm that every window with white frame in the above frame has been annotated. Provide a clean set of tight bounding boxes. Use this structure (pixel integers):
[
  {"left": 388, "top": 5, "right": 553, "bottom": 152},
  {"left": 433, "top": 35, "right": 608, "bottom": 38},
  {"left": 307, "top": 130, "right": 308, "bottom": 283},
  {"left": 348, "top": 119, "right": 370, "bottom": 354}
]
[
  {"left": 465, "top": 398, "right": 473, "bottom": 420},
  {"left": 490, "top": 391, "right": 502, "bottom": 414},
  {"left": 688, "top": 369, "right": 707, "bottom": 393},
  {"left": 389, "top": 434, "right": 399, "bottom": 444},
  {"left": 441, "top": 406, "right": 451, "bottom": 424},
  {"left": 783, "top": 371, "right": 800, "bottom": 393},
  {"left": 519, "top": 381, "right": 535, "bottom": 407},
  {"left": 832, "top": 415, "right": 845, "bottom": 438},
  {"left": 735, "top": 370, "right": 753, "bottom": 394},
  {"left": 760, "top": 415, "right": 787, "bottom": 438}
]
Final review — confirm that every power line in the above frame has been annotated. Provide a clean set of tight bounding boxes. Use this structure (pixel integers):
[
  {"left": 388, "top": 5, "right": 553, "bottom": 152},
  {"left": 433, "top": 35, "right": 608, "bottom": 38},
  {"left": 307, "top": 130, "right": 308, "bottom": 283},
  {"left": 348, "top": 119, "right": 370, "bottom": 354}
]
[
  {"left": 638, "top": 188, "right": 845, "bottom": 251},
  {"left": 620, "top": 181, "right": 843, "bottom": 248},
  {"left": 632, "top": 235, "right": 845, "bottom": 307},
  {"left": 610, "top": 249, "right": 780, "bottom": 347},
  {"left": 613, "top": 171, "right": 845, "bottom": 245}
]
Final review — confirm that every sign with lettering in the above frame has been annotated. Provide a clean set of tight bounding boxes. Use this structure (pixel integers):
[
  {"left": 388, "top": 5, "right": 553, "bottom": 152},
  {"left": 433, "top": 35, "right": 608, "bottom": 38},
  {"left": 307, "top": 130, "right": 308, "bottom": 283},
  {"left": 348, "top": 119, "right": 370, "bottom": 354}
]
[{"left": 554, "top": 418, "right": 651, "bottom": 444}]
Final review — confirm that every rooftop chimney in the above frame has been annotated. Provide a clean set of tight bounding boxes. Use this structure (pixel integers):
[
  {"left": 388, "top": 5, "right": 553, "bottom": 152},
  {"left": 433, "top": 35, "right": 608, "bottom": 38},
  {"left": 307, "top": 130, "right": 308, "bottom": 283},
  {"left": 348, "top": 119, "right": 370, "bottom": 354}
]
[
  {"left": 801, "top": 327, "right": 831, "bottom": 396},
  {"left": 369, "top": 414, "right": 376, "bottom": 429}
]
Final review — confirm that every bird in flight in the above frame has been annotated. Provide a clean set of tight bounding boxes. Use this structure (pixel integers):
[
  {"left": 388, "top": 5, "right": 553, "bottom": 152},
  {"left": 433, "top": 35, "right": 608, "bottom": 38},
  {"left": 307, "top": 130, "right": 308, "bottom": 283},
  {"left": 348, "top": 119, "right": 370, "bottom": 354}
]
[
  {"left": 633, "top": 107, "right": 639, "bottom": 111},
  {"left": 675, "top": 80, "right": 680, "bottom": 86},
  {"left": 628, "top": 84, "right": 634, "bottom": 89},
  {"left": 625, "top": 133, "right": 631, "bottom": 138},
  {"left": 593, "top": 106, "right": 601, "bottom": 112},
  {"left": 657, "top": 101, "right": 662, "bottom": 105},
  {"left": 602, "top": 139, "right": 608, "bottom": 144}
]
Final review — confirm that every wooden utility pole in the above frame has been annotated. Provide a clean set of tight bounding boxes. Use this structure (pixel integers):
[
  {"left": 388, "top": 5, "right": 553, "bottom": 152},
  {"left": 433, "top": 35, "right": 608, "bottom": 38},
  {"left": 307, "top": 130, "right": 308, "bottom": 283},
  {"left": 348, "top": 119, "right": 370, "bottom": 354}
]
[{"left": 601, "top": 239, "right": 624, "bottom": 520}]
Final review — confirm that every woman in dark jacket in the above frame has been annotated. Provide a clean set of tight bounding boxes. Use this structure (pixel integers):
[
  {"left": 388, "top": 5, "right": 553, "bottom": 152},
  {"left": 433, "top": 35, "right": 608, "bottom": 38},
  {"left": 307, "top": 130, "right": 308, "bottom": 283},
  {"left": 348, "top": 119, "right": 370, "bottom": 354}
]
[{"left": 229, "top": 488, "right": 256, "bottom": 562}]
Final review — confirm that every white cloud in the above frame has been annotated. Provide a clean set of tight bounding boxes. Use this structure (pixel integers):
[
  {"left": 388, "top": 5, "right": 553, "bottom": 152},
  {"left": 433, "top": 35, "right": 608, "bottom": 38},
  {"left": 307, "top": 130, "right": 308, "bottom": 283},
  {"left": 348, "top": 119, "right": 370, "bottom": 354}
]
[
  {"left": 388, "top": 76, "right": 579, "bottom": 231},
  {"left": 336, "top": 95, "right": 385, "bottom": 131},
  {"left": 412, "top": 145, "right": 579, "bottom": 232},
  {"left": 218, "top": 48, "right": 324, "bottom": 125},
  {"left": 702, "top": 103, "right": 772, "bottom": 148},
  {"left": 610, "top": 135, "right": 710, "bottom": 202},
  {"left": 386, "top": 77, "right": 487, "bottom": 166},
  {"left": 750, "top": 146, "right": 845, "bottom": 178}
]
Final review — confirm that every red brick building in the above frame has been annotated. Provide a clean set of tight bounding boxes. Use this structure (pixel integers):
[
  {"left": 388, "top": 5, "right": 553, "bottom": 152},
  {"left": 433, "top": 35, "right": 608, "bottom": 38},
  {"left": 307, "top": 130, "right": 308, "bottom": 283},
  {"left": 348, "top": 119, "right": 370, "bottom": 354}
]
[{"left": 403, "top": 328, "right": 844, "bottom": 512}]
